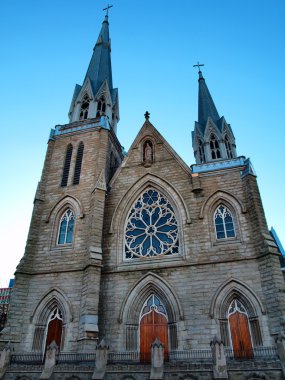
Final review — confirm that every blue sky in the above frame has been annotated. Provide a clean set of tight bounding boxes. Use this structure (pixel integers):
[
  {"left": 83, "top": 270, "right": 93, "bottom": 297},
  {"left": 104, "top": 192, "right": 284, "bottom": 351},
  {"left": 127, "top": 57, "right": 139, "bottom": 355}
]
[{"left": 1, "top": 0, "right": 284, "bottom": 287}]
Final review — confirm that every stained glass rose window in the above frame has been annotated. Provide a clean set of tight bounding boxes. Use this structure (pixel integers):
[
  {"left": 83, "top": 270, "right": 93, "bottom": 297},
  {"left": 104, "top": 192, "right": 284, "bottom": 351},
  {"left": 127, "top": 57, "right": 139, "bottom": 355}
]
[{"left": 125, "top": 189, "right": 179, "bottom": 259}]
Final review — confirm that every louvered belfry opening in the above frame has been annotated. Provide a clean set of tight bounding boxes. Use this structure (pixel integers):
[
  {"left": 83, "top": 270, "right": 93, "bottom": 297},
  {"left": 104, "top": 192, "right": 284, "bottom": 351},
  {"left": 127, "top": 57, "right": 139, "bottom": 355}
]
[
  {"left": 61, "top": 144, "right": 73, "bottom": 187},
  {"left": 73, "top": 142, "right": 84, "bottom": 185}
]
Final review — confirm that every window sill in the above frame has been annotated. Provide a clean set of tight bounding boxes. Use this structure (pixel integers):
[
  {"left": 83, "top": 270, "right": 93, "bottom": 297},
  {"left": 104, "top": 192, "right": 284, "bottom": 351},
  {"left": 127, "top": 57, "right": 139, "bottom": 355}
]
[{"left": 212, "top": 237, "right": 241, "bottom": 247}]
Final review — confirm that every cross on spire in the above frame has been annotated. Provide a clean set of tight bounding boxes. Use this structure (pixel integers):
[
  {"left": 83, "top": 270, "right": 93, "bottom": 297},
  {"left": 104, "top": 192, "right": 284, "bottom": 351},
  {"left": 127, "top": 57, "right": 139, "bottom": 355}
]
[
  {"left": 193, "top": 61, "right": 205, "bottom": 72},
  {"left": 103, "top": 4, "right": 113, "bottom": 16}
]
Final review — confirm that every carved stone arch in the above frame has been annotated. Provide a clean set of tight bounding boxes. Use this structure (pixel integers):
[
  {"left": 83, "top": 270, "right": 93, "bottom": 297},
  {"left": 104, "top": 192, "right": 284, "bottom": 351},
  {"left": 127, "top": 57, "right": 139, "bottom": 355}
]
[
  {"left": 95, "top": 79, "right": 113, "bottom": 109},
  {"left": 119, "top": 272, "right": 184, "bottom": 324},
  {"left": 77, "top": 77, "right": 94, "bottom": 102},
  {"left": 31, "top": 287, "right": 73, "bottom": 324},
  {"left": 46, "top": 194, "right": 84, "bottom": 223},
  {"left": 204, "top": 119, "right": 222, "bottom": 141},
  {"left": 210, "top": 278, "right": 266, "bottom": 319},
  {"left": 30, "top": 288, "right": 73, "bottom": 352},
  {"left": 222, "top": 123, "right": 235, "bottom": 142},
  {"left": 199, "top": 190, "right": 246, "bottom": 219},
  {"left": 110, "top": 173, "right": 191, "bottom": 235}
]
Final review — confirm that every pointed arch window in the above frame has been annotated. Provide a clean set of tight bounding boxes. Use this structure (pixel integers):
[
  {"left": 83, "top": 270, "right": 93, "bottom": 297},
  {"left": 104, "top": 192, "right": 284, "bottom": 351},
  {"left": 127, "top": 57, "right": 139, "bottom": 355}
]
[
  {"left": 96, "top": 97, "right": 106, "bottom": 117},
  {"left": 61, "top": 144, "right": 73, "bottom": 187},
  {"left": 198, "top": 139, "right": 206, "bottom": 163},
  {"left": 79, "top": 94, "right": 90, "bottom": 120},
  {"left": 125, "top": 188, "right": 179, "bottom": 259},
  {"left": 225, "top": 135, "right": 233, "bottom": 159},
  {"left": 73, "top": 142, "right": 84, "bottom": 185},
  {"left": 210, "top": 134, "right": 221, "bottom": 159},
  {"left": 214, "top": 205, "right": 235, "bottom": 239},
  {"left": 57, "top": 209, "right": 75, "bottom": 245}
]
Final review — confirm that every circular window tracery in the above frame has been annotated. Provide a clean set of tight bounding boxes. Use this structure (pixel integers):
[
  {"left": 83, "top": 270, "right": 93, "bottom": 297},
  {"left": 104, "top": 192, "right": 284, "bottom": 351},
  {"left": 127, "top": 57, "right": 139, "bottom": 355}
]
[{"left": 125, "top": 188, "right": 179, "bottom": 259}]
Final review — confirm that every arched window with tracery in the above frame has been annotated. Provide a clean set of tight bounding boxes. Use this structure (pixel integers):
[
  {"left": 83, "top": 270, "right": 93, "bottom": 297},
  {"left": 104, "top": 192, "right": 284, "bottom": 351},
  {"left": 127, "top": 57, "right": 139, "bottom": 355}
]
[
  {"left": 198, "top": 139, "right": 205, "bottom": 163},
  {"left": 210, "top": 133, "right": 221, "bottom": 159},
  {"left": 225, "top": 135, "right": 233, "bottom": 159},
  {"left": 73, "top": 142, "right": 84, "bottom": 185},
  {"left": 57, "top": 209, "right": 75, "bottom": 245},
  {"left": 124, "top": 188, "right": 179, "bottom": 259},
  {"left": 140, "top": 295, "right": 168, "bottom": 362},
  {"left": 79, "top": 94, "right": 90, "bottom": 120},
  {"left": 61, "top": 144, "right": 73, "bottom": 187},
  {"left": 214, "top": 205, "right": 235, "bottom": 239}
]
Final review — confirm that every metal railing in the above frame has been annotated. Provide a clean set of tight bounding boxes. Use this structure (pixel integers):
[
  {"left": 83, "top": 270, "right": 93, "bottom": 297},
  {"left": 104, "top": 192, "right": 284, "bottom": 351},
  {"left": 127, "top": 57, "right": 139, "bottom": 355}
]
[
  {"left": 226, "top": 346, "right": 278, "bottom": 360},
  {"left": 56, "top": 352, "right": 96, "bottom": 363},
  {"left": 108, "top": 351, "right": 140, "bottom": 363},
  {"left": 169, "top": 349, "right": 212, "bottom": 361},
  {"left": 10, "top": 353, "right": 44, "bottom": 364}
]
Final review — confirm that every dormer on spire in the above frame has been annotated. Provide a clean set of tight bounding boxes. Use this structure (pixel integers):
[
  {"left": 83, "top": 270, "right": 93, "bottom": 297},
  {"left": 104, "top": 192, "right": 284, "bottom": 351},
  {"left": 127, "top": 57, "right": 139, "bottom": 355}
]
[
  {"left": 192, "top": 67, "right": 237, "bottom": 164},
  {"left": 68, "top": 14, "right": 119, "bottom": 133}
]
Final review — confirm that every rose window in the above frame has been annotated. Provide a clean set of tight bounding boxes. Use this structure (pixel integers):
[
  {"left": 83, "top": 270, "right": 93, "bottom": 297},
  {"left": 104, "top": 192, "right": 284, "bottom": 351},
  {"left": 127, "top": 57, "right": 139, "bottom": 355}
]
[{"left": 125, "top": 189, "right": 179, "bottom": 259}]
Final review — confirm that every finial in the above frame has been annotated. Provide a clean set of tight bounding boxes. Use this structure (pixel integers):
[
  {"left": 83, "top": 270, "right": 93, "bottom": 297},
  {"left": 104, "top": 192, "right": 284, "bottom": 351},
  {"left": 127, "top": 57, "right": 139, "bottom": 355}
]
[
  {"left": 144, "top": 111, "right": 150, "bottom": 121},
  {"left": 103, "top": 4, "right": 113, "bottom": 16},
  {"left": 193, "top": 61, "right": 205, "bottom": 73},
  {"left": 193, "top": 62, "right": 205, "bottom": 80}
]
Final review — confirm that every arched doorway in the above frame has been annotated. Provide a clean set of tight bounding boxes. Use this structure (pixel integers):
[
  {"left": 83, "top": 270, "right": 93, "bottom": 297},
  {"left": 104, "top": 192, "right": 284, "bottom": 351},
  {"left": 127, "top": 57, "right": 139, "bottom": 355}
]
[
  {"left": 45, "top": 307, "right": 63, "bottom": 351},
  {"left": 140, "top": 295, "right": 168, "bottom": 362},
  {"left": 228, "top": 299, "right": 253, "bottom": 358}
]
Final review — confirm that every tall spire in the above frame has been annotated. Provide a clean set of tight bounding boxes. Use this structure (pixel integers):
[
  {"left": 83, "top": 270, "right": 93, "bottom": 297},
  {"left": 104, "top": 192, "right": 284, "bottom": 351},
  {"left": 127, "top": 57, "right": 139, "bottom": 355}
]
[
  {"left": 198, "top": 70, "right": 219, "bottom": 126},
  {"left": 84, "top": 15, "right": 113, "bottom": 96},
  {"left": 68, "top": 13, "right": 119, "bottom": 132}
]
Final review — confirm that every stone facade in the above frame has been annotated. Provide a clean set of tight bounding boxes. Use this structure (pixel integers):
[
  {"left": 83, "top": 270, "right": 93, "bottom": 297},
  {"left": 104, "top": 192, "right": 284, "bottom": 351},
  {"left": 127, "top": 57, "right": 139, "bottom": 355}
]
[{"left": 1, "top": 14, "right": 285, "bottom": 380}]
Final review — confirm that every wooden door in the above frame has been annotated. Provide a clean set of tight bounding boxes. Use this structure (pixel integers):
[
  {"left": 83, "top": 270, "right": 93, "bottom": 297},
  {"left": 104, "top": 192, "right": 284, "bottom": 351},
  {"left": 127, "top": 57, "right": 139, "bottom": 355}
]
[
  {"left": 229, "top": 311, "right": 253, "bottom": 358},
  {"left": 140, "top": 309, "right": 168, "bottom": 362},
  {"left": 45, "top": 317, "right": 62, "bottom": 350}
]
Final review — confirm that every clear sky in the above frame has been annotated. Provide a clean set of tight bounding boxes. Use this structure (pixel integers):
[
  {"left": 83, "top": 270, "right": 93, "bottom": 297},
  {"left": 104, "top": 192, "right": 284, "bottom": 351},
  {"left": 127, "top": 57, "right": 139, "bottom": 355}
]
[{"left": 1, "top": 0, "right": 284, "bottom": 287}]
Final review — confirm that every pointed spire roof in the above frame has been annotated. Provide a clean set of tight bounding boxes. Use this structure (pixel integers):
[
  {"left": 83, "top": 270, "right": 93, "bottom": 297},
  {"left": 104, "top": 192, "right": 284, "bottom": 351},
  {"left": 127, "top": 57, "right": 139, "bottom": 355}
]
[
  {"left": 84, "top": 15, "right": 113, "bottom": 96},
  {"left": 198, "top": 70, "right": 220, "bottom": 126}
]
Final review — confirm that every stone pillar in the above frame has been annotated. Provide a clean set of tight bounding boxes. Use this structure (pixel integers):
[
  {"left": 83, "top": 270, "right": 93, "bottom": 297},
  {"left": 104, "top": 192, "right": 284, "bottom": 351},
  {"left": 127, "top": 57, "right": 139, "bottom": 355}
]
[
  {"left": 276, "top": 332, "right": 285, "bottom": 376},
  {"left": 92, "top": 339, "right": 109, "bottom": 380},
  {"left": 39, "top": 341, "right": 58, "bottom": 379},
  {"left": 0, "top": 345, "right": 11, "bottom": 379},
  {"left": 210, "top": 336, "right": 228, "bottom": 379},
  {"left": 150, "top": 338, "right": 164, "bottom": 380}
]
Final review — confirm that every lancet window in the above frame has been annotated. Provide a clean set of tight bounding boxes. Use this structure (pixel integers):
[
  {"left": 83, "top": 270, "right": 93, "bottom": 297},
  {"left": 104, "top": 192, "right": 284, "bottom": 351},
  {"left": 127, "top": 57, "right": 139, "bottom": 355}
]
[
  {"left": 214, "top": 205, "right": 235, "bottom": 239},
  {"left": 210, "top": 134, "right": 221, "bottom": 159},
  {"left": 61, "top": 144, "right": 73, "bottom": 187},
  {"left": 198, "top": 139, "right": 206, "bottom": 163},
  {"left": 79, "top": 94, "right": 90, "bottom": 120},
  {"left": 57, "top": 209, "right": 75, "bottom": 245},
  {"left": 125, "top": 189, "right": 179, "bottom": 259},
  {"left": 225, "top": 135, "right": 233, "bottom": 159},
  {"left": 96, "top": 97, "right": 106, "bottom": 117},
  {"left": 73, "top": 142, "right": 84, "bottom": 185}
]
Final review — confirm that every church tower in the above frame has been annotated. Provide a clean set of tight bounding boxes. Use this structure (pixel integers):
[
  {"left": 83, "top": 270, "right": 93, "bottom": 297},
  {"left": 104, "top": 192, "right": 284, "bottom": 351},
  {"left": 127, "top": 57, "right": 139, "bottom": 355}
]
[
  {"left": 192, "top": 69, "right": 237, "bottom": 164},
  {"left": 1, "top": 14, "right": 123, "bottom": 353}
]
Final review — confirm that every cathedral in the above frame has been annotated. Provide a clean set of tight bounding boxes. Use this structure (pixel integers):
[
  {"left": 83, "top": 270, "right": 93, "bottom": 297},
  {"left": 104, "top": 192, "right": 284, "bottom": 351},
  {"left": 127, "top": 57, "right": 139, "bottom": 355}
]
[{"left": 1, "top": 13, "right": 285, "bottom": 380}]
